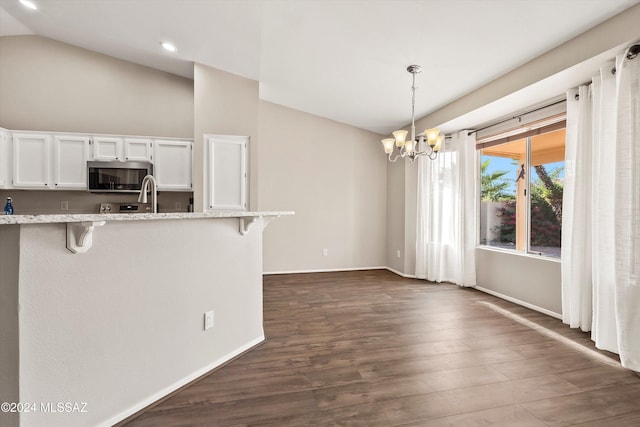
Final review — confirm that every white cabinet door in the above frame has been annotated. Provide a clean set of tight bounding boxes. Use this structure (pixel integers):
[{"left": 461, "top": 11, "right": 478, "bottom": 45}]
[
  {"left": 124, "top": 138, "right": 152, "bottom": 161},
  {"left": 153, "top": 140, "right": 192, "bottom": 191},
  {"left": 0, "top": 129, "right": 9, "bottom": 188},
  {"left": 92, "top": 136, "right": 123, "bottom": 161},
  {"left": 53, "top": 135, "right": 90, "bottom": 189},
  {"left": 206, "top": 135, "right": 247, "bottom": 211},
  {"left": 13, "top": 133, "right": 51, "bottom": 189}
]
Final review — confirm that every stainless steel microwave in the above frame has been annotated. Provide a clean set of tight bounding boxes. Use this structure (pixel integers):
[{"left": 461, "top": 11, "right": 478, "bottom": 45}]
[{"left": 87, "top": 161, "right": 153, "bottom": 193}]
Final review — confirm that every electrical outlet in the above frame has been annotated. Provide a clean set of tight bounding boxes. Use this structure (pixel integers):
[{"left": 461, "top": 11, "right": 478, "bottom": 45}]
[
  {"left": 175, "top": 201, "right": 182, "bottom": 210},
  {"left": 322, "top": 248, "right": 328, "bottom": 256},
  {"left": 397, "top": 250, "right": 401, "bottom": 258},
  {"left": 60, "top": 201, "right": 69, "bottom": 211},
  {"left": 204, "top": 310, "right": 214, "bottom": 330}
]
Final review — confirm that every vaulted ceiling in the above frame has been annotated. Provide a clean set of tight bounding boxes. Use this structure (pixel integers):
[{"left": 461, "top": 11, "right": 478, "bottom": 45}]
[{"left": 1, "top": 0, "right": 638, "bottom": 135}]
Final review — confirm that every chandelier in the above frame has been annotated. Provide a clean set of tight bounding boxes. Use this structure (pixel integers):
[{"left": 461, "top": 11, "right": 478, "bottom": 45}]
[{"left": 381, "top": 65, "right": 444, "bottom": 162}]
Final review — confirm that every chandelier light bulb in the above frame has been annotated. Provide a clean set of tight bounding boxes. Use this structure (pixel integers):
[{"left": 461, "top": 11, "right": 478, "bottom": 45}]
[
  {"left": 425, "top": 128, "right": 441, "bottom": 146},
  {"left": 434, "top": 135, "right": 444, "bottom": 152},
  {"left": 392, "top": 130, "right": 408, "bottom": 147},
  {"left": 381, "top": 138, "right": 395, "bottom": 154},
  {"left": 405, "top": 140, "right": 414, "bottom": 154}
]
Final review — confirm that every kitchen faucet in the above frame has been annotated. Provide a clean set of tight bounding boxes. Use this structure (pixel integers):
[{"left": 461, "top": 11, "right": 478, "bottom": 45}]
[{"left": 137, "top": 175, "right": 158, "bottom": 213}]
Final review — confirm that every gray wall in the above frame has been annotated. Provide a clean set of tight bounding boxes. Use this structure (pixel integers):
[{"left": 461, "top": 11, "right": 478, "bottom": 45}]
[
  {"left": 385, "top": 4, "right": 640, "bottom": 315},
  {"left": 15, "top": 219, "right": 264, "bottom": 427},
  {"left": 258, "top": 100, "right": 387, "bottom": 273},
  {"left": 0, "top": 190, "right": 192, "bottom": 215},
  {"left": 0, "top": 35, "right": 195, "bottom": 215},
  {"left": 386, "top": 159, "right": 405, "bottom": 273},
  {"left": 476, "top": 248, "right": 562, "bottom": 316},
  {"left": 193, "top": 63, "right": 260, "bottom": 212},
  {"left": 0, "top": 36, "right": 193, "bottom": 137},
  {"left": 0, "top": 226, "right": 20, "bottom": 427},
  {"left": 0, "top": 36, "right": 390, "bottom": 273},
  {"left": 417, "top": 4, "right": 640, "bottom": 132}
]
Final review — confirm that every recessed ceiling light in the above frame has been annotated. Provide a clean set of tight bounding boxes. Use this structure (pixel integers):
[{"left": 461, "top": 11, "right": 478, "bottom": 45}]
[
  {"left": 19, "top": 0, "right": 38, "bottom": 10},
  {"left": 161, "top": 42, "right": 177, "bottom": 53}
]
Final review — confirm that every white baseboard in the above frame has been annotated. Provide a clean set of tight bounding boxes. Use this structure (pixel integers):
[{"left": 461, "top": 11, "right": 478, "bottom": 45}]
[
  {"left": 101, "top": 334, "right": 265, "bottom": 427},
  {"left": 474, "top": 286, "right": 562, "bottom": 319},
  {"left": 263, "top": 266, "right": 387, "bottom": 275},
  {"left": 262, "top": 266, "right": 418, "bottom": 278},
  {"left": 385, "top": 267, "right": 416, "bottom": 278}
]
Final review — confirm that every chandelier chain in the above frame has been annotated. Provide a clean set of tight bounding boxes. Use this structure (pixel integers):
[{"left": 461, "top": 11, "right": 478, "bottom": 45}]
[{"left": 411, "top": 71, "right": 416, "bottom": 143}]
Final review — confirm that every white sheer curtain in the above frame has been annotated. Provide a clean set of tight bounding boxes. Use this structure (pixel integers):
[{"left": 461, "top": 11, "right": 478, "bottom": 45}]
[
  {"left": 562, "top": 46, "right": 640, "bottom": 372},
  {"left": 614, "top": 48, "right": 640, "bottom": 372},
  {"left": 591, "top": 61, "right": 620, "bottom": 353},
  {"left": 415, "top": 130, "right": 476, "bottom": 286},
  {"left": 562, "top": 84, "right": 593, "bottom": 332}
]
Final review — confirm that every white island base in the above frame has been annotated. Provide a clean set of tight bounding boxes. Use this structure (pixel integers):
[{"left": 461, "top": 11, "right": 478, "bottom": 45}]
[{"left": 0, "top": 212, "right": 292, "bottom": 427}]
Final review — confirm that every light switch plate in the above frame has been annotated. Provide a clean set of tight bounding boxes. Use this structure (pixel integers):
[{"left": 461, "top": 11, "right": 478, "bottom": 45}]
[{"left": 204, "top": 310, "right": 214, "bottom": 330}]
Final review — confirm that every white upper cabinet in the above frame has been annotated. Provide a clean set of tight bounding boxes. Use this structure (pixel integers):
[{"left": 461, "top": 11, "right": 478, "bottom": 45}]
[
  {"left": 12, "top": 133, "right": 51, "bottom": 189},
  {"left": 205, "top": 135, "right": 247, "bottom": 211},
  {"left": 153, "top": 139, "right": 192, "bottom": 191},
  {"left": 92, "top": 136, "right": 152, "bottom": 162},
  {"left": 124, "top": 138, "right": 152, "bottom": 162},
  {"left": 92, "top": 136, "right": 123, "bottom": 161},
  {"left": 53, "top": 135, "right": 90, "bottom": 189},
  {"left": 0, "top": 129, "right": 9, "bottom": 188},
  {"left": 2, "top": 129, "right": 192, "bottom": 192},
  {"left": 13, "top": 133, "right": 89, "bottom": 190}
]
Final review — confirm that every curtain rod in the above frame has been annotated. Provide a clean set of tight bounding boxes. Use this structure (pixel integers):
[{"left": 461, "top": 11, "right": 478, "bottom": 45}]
[
  {"left": 572, "top": 43, "right": 640, "bottom": 101},
  {"left": 467, "top": 99, "right": 565, "bottom": 136}
]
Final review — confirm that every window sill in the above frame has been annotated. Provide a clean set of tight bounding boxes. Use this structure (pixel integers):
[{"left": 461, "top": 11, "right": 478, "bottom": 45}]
[{"left": 476, "top": 245, "right": 561, "bottom": 263}]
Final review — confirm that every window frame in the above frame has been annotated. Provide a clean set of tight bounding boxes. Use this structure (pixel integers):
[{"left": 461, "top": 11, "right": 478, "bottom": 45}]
[{"left": 477, "top": 121, "right": 565, "bottom": 260}]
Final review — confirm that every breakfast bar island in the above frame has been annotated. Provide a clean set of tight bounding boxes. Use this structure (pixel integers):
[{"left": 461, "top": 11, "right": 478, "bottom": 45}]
[{"left": 0, "top": 211, "right": 293, "bottom": 427}]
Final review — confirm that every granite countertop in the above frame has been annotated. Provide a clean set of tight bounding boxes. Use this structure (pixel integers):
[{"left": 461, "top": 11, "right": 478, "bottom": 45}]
[{"left": 0, "top": 211, "right": 294, "bottom": 225}]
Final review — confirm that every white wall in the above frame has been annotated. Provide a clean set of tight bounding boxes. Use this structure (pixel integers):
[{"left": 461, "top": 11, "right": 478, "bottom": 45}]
[
  {"left": 0, "top": 36, "right": 193, "bottom": 137},
  {"left": 258, "top": 100, "right": 387, "bottom": 273},
  {"left": 13, "top": 218, "right": 264, "bottom": 427}
]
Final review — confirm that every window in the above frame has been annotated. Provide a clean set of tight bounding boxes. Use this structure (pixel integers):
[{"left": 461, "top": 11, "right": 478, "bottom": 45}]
[{"left": 479, "top": 127, "right": 565, "bottom": 258}]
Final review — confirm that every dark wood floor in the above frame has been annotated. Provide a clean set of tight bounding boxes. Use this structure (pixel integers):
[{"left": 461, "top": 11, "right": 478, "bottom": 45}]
[{"left": 123, "top": 270, "right": 640, "bottom": 426}]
